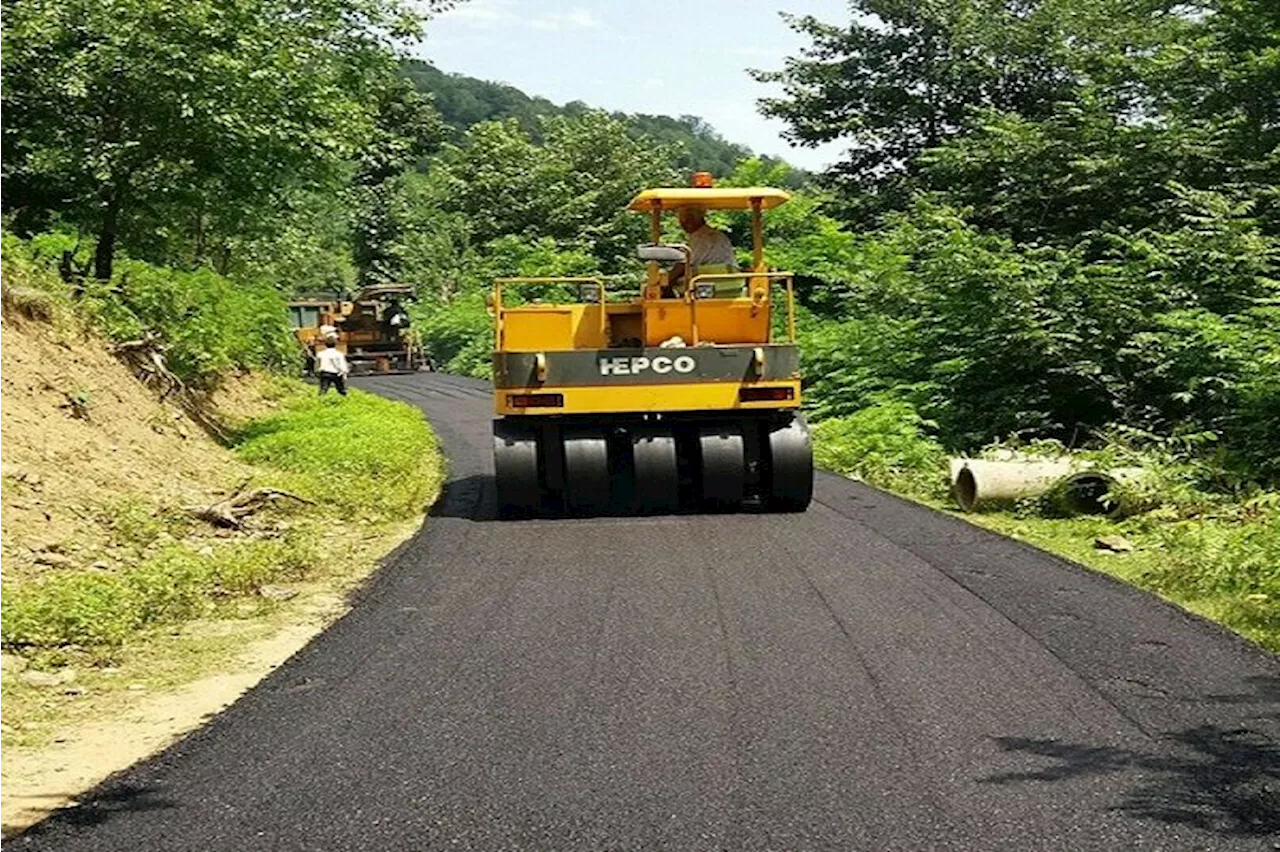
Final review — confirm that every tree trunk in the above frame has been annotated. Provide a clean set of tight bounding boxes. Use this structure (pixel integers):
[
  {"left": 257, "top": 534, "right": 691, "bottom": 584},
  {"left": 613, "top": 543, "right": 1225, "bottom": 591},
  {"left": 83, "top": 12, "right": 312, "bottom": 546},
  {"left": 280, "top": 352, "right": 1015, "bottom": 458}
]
[
  {"left": 94, "top": 189, "right": 122, "bottom": 280},
  {"left": 215, "top": 244, "right": 231, "bottom": 276}
]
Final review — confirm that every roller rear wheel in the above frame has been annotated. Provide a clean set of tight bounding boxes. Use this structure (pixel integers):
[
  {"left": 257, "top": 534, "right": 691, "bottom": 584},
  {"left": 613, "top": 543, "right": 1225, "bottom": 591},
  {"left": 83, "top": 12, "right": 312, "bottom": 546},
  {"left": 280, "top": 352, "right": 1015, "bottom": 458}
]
[
  {"left": 766, "top": 413, "right": 813, "bottom": 511},
  {"left": 631, "top": 427, "right": 680, "bottom": 514},
  {"left": 698, "top": 423, "right": 745, "bottom": 509},
  {"left": 494, "top": 412, "right": 811, "bottom": 518},
  {"left": 493, "top": 421, "right": 541, "bottom": 516},
  {"left": 562, "top": 427, "right": 612, "bottom": 514}
]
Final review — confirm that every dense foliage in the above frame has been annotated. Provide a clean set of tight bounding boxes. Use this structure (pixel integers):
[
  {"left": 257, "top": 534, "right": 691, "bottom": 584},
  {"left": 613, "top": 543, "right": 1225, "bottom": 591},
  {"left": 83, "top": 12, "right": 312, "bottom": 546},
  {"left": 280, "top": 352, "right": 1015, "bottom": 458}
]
[
  {"left": 0, "top": 0, "right": 456, "bottom": 382},
  {"left": 1, "top": 0, "right": 446, "bottom": 280},
  {"left": 3, "top": 0, "right": 1275, "bottom": 482},
  {"left": 755, "top": 0, "right": 1279, "bottom": 482},
  {"left": 379, "top": 111, "right": 687, "bottom": 374},
  {"left": 4, "top": 230, "right": 298, "bottom": 386}
]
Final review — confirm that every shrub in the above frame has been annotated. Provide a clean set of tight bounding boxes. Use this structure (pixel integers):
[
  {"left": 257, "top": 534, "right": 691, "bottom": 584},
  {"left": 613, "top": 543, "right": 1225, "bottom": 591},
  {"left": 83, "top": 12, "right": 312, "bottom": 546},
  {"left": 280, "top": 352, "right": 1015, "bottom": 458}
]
[
  {"left": 797, "top": 311, "right": 928, "bottom": 420},
  {"left": 412, "top": 292, "right": 493, "bottom": 378},
  {"left": 0, "top": 230, "right": 75, "bottom": 324},
  {"left": 78, "top": 260, "right": 298, "bottom": 385},
  {"left": 811, "top": 400, "right": 948, "bottom": 498},
  {"left": 11, "top": 229, "right": 300, "bottom": 386}
]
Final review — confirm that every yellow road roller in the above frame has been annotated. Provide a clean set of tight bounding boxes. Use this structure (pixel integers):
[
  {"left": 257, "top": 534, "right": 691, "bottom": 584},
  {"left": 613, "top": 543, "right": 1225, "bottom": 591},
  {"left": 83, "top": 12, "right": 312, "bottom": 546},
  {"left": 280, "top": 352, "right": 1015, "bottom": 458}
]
[{"left": 491, "top": 176, "right": 812, "bottom": 515}]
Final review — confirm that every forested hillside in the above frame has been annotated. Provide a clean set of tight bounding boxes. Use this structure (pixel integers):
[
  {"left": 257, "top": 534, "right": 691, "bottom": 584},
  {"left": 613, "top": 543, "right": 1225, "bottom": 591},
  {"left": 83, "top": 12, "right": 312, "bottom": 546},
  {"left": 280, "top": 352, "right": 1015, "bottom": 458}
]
[
  {"left": 4, "top": 0, "right": 1275, "bottom": 473},
  {"left": 400, "top": 60, "right": 779, "bottom": 179}
]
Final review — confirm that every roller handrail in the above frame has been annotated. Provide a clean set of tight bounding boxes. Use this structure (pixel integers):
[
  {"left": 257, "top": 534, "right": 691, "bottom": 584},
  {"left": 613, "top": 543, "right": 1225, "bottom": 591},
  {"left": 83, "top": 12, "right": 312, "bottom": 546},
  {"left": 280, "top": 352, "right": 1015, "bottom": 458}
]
[
  {"left": 685, "top": 270, "right": 796, "bottom": 345},
  {"left": 492, "top": 272, "right": 798, "bottom": 349}
]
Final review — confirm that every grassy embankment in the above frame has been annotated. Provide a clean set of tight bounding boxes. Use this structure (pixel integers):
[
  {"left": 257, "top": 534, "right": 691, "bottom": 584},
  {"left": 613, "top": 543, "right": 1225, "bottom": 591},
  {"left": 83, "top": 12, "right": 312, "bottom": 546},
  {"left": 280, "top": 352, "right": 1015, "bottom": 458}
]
[
  {"left": 1, "top": 382, "right": 442, "bottom": 750},
  {"left": 2, "top": 387, "right": 441, "bottom": 654},
  {"left": 812, "top": 407, "right": 1280, "bottom": 653}
]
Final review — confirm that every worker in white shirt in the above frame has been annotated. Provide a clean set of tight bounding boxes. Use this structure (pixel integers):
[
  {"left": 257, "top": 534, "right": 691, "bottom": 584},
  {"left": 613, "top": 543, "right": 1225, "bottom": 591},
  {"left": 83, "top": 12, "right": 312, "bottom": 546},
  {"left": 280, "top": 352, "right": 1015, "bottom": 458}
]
[
  {"left": 315, "top": 339, "right": 350, "bottom": 396},
  {"left": 666, "top": 206, "right": 740, "bottom": 296}
]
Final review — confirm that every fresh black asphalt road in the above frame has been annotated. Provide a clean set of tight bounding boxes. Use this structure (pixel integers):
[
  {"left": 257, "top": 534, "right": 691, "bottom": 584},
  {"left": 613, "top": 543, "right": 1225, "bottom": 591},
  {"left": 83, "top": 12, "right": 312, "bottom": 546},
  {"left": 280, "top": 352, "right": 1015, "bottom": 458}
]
[{"left": 16, "top": 372, "right": 1279, "bottom": 850}]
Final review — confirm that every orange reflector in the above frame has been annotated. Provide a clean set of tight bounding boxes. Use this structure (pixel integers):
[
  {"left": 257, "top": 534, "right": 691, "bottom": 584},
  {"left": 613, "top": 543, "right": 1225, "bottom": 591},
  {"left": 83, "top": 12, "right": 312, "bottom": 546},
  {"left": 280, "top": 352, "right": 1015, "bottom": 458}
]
[
  {"left": 507, "top": 393, "right": 564, "bottom": 408},
  {"left": 691, "top": 171, "right": 714, "bottom": 188},
  {"left": 739, "top": 386, "right": 795, "bottom": 403}
]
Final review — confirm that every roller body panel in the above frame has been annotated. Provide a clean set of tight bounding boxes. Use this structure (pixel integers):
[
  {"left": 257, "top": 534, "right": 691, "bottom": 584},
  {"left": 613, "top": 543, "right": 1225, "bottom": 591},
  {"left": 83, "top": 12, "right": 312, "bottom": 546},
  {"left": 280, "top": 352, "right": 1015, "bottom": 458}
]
[
  {"left": 493, "top": 345, "right": 801, "bottom": 417},
  {"left": 494, "top": 345, "right": 801, "bottom": 388}
]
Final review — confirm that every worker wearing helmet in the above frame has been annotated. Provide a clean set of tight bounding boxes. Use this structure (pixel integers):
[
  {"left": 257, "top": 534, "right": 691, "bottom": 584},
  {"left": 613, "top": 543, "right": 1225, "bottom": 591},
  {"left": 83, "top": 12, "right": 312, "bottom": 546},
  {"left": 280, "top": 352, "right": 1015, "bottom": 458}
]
[{"left": 667, "top": 206, "right": 739, "bottom": 296}]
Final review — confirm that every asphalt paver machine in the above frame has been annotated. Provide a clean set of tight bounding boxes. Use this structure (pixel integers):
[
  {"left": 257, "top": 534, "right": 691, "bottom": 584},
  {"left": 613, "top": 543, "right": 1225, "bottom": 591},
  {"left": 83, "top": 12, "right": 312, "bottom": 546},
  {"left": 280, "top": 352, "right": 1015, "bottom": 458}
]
[{"left": 290, "top": 284, "right": 421, "bottom": 375}]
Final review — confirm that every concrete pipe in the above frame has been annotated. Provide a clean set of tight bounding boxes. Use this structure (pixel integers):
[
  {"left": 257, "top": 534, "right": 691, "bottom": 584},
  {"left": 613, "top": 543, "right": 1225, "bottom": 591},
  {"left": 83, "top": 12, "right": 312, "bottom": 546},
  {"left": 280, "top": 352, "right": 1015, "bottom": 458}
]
[
  {"left": 949, "top": 452, "right": 1060, "bottom": 488},
  {"left": 1048, "top": 467, "right": 1149, "bottom": 517},
  {"left": 952, "top": 459, "right": 1075, "bottom": 512}
]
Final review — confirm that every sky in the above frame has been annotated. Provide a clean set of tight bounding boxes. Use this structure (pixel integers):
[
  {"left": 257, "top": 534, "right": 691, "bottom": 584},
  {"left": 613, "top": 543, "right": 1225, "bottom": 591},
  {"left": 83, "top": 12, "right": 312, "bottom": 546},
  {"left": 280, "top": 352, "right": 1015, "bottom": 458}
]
[{"left": 411, "top": 0, "right": 851, "bottom": 172}]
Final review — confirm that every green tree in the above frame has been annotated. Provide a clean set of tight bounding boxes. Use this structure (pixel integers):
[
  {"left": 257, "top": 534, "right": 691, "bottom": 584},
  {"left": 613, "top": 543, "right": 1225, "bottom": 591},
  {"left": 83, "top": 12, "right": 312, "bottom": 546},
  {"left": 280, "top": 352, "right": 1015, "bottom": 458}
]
[
  {"left": 350, "top": 80, "right": 448, "bottom": 285},
  {"left": 2, "top": 0, "right": 436, "bottom": 279},
  {"left": 442, "top": 113, "right": 678, "bottom": 272},
  {"left": 718, "top": 157, "right": 866, "bottom": 311},
  {"left": 754, "top": 0, "right": 1079, "bottom": 219}
]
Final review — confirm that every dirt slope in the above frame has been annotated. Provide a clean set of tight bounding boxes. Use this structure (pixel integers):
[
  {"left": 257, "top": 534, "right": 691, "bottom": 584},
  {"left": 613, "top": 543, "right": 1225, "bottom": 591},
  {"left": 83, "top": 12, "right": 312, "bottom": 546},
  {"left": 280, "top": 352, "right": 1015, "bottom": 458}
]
[{"left": 1, "top": 313, "right": 261, "bottom": 581}]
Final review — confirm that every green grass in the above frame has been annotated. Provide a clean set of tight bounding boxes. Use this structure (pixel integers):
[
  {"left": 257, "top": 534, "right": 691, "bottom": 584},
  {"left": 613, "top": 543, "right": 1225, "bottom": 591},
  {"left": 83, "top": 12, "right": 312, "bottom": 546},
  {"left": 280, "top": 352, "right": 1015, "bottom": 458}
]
[
  {"left": 1, "top": 387, "right": 443, "bottom": 656},
  {"left": 101, "top": 497, "right": 194, "bottom": 551},
  {"left": 1, "top": 538, "right": 319, "bottom": 649},
  {"left": 233, "top": 387, "right": 443, "bottom": 520}
]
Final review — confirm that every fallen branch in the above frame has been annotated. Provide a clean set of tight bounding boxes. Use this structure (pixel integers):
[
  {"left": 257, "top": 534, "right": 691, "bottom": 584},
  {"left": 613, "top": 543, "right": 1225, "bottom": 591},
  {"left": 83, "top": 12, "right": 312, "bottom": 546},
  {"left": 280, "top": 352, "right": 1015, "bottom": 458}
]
[
  {"left": 114, "top": 337, "right": 238, "bottom": 443},
  {"left": 115, "top": 335, "right": 184, "bottom": 400},
  {"left": 187, "top": 485, "right": 314, "bottom": 529}
]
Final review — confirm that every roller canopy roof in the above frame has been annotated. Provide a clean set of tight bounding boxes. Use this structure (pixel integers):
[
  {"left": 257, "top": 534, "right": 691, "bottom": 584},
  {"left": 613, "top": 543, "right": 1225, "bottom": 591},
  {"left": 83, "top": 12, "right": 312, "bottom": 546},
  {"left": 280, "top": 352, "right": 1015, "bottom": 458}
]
[{"left": 627, "top": 187, "right": 791, "bottom": 212}]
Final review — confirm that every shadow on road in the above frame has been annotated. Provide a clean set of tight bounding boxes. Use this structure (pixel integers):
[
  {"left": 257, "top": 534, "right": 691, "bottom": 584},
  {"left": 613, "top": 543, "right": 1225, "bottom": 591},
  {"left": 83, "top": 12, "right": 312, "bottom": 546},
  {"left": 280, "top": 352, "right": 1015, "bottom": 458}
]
[
  {"left": 982, "top": 676, "right": 1280, "bottom": 838},
  {"left": 15, "top": 783, "right": 177, "bottom": 840},
  {"left": 429, "top": 474, "right": 495, "bottom": 521}
]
